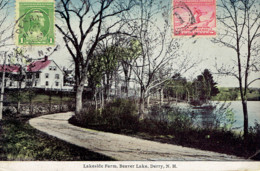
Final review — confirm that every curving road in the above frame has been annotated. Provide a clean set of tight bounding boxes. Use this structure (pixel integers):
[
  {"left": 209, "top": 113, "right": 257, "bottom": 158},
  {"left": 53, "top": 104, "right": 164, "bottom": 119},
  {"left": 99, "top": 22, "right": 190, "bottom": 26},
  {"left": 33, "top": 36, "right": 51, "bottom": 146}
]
[{"left": 29, "top": 112, "right": 244, "bottom": 161}]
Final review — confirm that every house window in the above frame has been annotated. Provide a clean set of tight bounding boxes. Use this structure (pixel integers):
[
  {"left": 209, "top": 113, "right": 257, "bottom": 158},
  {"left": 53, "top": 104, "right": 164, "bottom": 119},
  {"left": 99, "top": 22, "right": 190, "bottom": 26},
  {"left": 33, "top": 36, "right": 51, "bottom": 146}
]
[
  {"left": 9, "top": 81, "right": 13, "bottom": 87},
  {"left": 55, "top": 74, "right": 59, "bottom": 79},
  {"left": 36, "top": 73, "right": 40, "bottom": 78},
  {"left": 55, "top": 82, "right": 59, "bottom": 87},
  {"left": 53, "top": 66, "right": 57, "bottom": 70},
  {"left": 27, "top": 74, "right": 32, "bottom": 79},
  {"left": 45, "top": 81, "right": 49, "bottom": 86},
  {"left": 49, "top": 66, "right": 52, "bottom": 70},
  {"left": 45, "top": 73, "right": 49, "bottom": 78}
]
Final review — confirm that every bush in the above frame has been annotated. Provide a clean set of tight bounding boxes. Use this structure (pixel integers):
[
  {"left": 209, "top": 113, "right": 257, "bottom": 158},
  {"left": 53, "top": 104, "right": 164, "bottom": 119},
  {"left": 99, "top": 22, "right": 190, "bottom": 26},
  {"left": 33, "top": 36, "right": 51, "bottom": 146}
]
[
  {"left": 70, "top": 105, "right": 101, "bottom": 128},
  {"left": 139, "top": 105, "right": 194, "bottom": 135},
  {"left": 101, "top": 99, "right": 139, "bottom": 132},
  {"left": 3, "top": 108, "right": 16, "bottom": 118},
  {"left": 248, "top": 121, "right": 260, "bottom": 154},
  {"left": 72, "top": 99, "right": 139, "bottom": 133}
]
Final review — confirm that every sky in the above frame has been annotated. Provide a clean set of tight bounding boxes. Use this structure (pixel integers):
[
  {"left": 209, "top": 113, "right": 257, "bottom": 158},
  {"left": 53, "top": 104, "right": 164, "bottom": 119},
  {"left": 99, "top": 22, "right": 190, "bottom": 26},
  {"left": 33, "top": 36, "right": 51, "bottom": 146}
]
[{"left": 0, "top": 0, "right": 259, "bottom": 88}]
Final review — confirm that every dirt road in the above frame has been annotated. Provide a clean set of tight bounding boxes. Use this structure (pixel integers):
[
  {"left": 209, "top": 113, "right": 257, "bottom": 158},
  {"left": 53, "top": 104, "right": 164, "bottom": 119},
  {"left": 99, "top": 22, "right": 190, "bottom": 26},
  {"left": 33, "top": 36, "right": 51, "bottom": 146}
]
[{"left": 29, "top": 112, "right": 243, "bottom": 161}]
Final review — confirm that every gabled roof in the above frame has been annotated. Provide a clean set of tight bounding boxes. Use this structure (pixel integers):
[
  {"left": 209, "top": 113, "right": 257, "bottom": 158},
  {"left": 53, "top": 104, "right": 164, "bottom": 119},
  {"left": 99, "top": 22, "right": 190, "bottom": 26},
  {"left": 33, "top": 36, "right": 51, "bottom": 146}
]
[
  {"left": 0, "top": 65, "right": 20, "bottom": 73},
  {"left": 27, "top": 58, "right": 51, "bottom": 72},
  {"left": 0, "top": 56, "right": 61, "bottom": 73}
]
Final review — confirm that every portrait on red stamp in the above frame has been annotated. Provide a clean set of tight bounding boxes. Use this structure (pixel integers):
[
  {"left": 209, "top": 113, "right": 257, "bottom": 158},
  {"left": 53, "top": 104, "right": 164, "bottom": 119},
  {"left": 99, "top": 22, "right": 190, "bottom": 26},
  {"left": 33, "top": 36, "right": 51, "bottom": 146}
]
[{"left": 173, "top": 0, "right": 216, "bottom": 36}]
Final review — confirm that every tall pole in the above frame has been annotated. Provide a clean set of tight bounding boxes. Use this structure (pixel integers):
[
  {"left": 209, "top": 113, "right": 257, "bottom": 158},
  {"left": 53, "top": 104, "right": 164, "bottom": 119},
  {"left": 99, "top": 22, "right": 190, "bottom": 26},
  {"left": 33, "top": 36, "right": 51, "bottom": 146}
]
[{"left": 0, "top": 52, "right": 7, "bottom": 120}]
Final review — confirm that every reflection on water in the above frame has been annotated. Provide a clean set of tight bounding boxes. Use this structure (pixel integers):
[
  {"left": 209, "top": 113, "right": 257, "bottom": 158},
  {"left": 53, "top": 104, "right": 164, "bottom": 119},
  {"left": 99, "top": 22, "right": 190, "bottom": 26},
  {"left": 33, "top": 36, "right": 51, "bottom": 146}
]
[{"left": 190, "top": 102, "right": 234, "bottom": 130}]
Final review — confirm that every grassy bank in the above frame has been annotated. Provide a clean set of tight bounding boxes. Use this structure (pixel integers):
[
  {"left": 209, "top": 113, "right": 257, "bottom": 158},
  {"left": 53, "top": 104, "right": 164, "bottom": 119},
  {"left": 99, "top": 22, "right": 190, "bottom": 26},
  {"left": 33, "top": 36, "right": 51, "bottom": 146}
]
[
  {"left": 69, "top": 99, "right": 260, "bottom": 160},
  {"left": 0, "top": 116, "right": 114, "bottom": 161},
  {"left": 6, "top": 94, "right": 73, "bottom": 104},
  {"left": 213, "top": 87, "right": 260, "bottom": 101}
]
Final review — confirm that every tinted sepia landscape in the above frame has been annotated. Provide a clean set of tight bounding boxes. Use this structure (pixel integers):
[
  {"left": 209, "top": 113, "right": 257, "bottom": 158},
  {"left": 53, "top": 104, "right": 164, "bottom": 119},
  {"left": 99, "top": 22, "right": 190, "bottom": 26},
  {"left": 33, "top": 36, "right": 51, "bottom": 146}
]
[{"left": 0, "top": 0, "right": 259, "bottom": 163}]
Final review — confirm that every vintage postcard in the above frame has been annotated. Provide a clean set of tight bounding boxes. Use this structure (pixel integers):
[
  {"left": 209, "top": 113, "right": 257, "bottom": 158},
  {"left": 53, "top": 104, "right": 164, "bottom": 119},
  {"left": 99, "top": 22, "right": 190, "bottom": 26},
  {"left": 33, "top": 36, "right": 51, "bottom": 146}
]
[
  {"left": 172, "top": 0, "right": 216, "bottom": 36},
  {"left": 0, "top": 0, "right": 259, "bottom": 170}
]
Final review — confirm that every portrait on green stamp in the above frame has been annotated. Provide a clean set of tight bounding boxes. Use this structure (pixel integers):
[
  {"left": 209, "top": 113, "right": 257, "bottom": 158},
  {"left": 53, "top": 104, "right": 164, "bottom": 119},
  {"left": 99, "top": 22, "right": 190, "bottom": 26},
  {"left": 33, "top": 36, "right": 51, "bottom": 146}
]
[{"left": 16, "top": 1, "right": 54, "bottom": 46}]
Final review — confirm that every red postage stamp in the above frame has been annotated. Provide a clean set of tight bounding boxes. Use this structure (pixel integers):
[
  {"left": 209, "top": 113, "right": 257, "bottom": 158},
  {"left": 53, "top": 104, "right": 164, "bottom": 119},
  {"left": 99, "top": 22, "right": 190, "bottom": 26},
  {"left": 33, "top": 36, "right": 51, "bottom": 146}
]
[{"left": 172, "top": 0, "right": 216, "bottom": 37}]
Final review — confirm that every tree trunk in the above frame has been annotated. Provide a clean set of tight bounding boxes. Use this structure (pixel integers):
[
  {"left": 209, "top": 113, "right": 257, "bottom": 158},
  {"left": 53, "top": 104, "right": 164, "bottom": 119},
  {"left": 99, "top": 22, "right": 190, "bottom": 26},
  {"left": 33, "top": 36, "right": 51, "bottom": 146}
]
[
  {"left": 160, "top": 88, "right": 164, "bottom": 105},
  {"left": 16, "top": 68, "right": 23, "bottom": 114},
  {"left": 101, "top": 88, "right": 104, "bottom": 108},
  {"left": 75, "top": 84, "right": 84, "bottom": 114},
  {"left": 99, "top": 89, "right": 102, "bottom": 107},
  {"left": 242, "top": 99, "right": 249, "bottom": 140},
  {"left": 0, "top": 52, "right": 7, "bottom": 120},
  {"left": 103, "top": 74, "right": 112, "bottom": 102},
  {"left": 106, "top": 85, "right": 110, "bottom": 101},
  {"left": 16, "top": 83, "right": 21, "bottom": 114},
  {"left": 115, "top": 72, "right": 117, "bottom": 97},
  {"left": 139, "top": 88, "right": 145, "bottom": 119},
  {"left": 126, "top": 79, "right": 129, "bottom": 98},
  {"left": 94, "top": 91, "right": 98, "bottom": 110},
  {"left": 123, "top": 69, "right": 129, "bottom": 98},
  {"left": 17, "top": 101, "right": 20, "bottom": 114},
  {"left": 0, "top": 75, "right": 5, "bottom": 120},
  {"left": 238, "top": 75, "right": 249, "bottom": 142},
  {"left": 146, "top": 94, "right": 150, "bottom": 108}
]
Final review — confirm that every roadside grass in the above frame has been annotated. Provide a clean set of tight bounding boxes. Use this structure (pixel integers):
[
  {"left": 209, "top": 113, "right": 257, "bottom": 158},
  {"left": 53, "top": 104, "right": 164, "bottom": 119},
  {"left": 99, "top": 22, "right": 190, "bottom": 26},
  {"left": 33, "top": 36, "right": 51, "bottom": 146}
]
[
  {"left": 0, "top": 116, "right": 114, "bottom": 161},
  {"left": 5, "top": 89, "right": 75, "bottom": 104},
  {"left": 7, "top": 94, "right": 73, "bottom": 104},
  {"left": 30, "top": 94, "right": 72, "bottom": 104}
]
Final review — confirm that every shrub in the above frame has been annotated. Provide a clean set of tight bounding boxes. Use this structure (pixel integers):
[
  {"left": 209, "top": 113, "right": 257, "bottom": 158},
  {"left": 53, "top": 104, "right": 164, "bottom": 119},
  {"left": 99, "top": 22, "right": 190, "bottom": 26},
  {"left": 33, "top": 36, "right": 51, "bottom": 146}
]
[
  {"left": 73, "top": 99, "right": 139, "bottom": 133},
  {"left": 3, "top": 108, "right": 16, "bottom": 118},
  {"left": 102, "top": 98, "right": 139, "bottom": 132},
  {"left": 71, "top": 105, "right": 101, "bottom": 127},
  {"left": 248, "top": 121, "right": 260, "bottom": 154},
  {"left": 169, "top": 111, "right": 194, "bottom": 132},
  {"left": 140, "top": 105, "right": 194, "bottom": 135}
]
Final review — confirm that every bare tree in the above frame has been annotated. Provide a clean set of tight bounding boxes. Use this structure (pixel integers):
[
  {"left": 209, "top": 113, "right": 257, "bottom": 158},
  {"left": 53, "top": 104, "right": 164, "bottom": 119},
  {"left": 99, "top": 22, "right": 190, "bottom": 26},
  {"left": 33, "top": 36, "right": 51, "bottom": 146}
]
[
  {"left": 56, "top": 0, "right": 135, "bottom": 114},
  {"left": 124, "top": 0, "right": 196, "bottom": 117},
  {"left": 212, "top": 0, "right": 260, "bottom": 140}
]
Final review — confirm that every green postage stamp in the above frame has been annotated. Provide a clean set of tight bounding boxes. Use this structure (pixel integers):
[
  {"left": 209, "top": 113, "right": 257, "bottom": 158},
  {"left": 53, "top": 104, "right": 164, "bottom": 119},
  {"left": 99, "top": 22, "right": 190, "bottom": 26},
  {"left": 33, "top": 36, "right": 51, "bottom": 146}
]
[{"left": 16, "top": 0, "right": 55, "bottom": 46}]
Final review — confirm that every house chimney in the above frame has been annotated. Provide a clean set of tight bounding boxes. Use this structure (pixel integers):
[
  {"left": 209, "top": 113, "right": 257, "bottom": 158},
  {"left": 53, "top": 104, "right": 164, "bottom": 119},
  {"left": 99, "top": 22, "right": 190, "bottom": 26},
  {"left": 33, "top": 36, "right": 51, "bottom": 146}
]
[{"left": 44, "top": 56, "right": 48, "bottom": 62}]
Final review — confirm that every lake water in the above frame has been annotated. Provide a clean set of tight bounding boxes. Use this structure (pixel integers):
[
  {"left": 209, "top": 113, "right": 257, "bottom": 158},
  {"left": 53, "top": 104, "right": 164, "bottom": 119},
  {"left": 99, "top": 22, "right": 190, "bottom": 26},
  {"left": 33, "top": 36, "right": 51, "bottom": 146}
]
[
  {"left": 175, "top": 101, "right": 260, "bottom": 130},
  {"left": 228, "top": 101, "right": 260, "bottom": 129}
]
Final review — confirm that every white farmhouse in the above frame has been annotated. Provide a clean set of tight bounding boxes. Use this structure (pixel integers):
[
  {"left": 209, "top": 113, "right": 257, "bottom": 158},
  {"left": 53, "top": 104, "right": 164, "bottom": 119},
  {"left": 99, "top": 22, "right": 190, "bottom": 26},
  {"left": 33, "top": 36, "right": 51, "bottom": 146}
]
[
  {"left": 26, "top": 56, "right": 63, "bottom": 90},
  {"left": 0, "top": 56, "right": 73, "bottom": 91}
]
